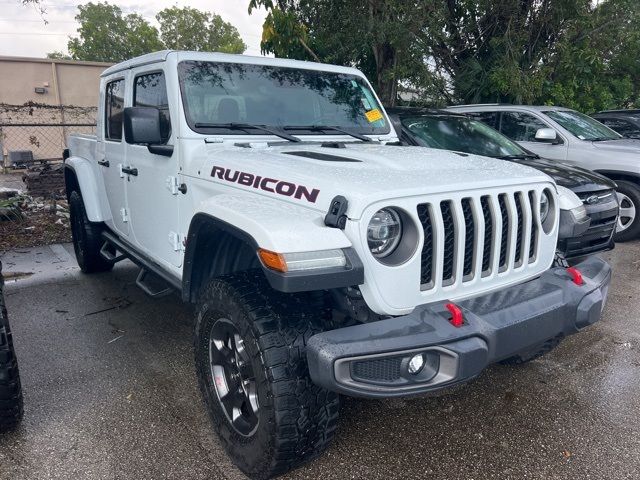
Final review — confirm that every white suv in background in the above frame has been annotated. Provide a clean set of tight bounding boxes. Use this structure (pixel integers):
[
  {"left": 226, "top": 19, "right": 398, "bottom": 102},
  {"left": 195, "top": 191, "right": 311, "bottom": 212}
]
[{"left": 449, "top": 104, "right": 640, "bottom": 241}]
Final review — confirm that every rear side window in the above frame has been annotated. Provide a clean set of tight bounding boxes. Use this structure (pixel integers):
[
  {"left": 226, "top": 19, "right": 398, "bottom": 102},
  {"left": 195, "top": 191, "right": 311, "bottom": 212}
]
[
  {"left": 465, "top": 111, "right": 499, "bottom": 129},
  {"left": 105, "top": 79, "right": 125, "bottom": 141},
  {"left": 499, "top": 111, "right": 548, "bottom": 142},
  {"left": 134, "top": 72, "right": 172, "bottom": 143}
]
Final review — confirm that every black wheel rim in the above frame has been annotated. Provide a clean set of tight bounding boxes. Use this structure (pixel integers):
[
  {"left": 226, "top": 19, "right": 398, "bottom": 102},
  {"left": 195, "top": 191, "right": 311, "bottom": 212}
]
[{"left": 209, "top": 318, "right": 259, "bottom": 436}]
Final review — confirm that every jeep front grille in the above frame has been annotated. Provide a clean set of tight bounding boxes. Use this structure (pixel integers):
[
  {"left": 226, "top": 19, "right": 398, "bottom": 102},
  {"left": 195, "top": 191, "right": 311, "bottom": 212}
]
[{"left": 417, "top": 190, "right": 541, "bottom": 290}]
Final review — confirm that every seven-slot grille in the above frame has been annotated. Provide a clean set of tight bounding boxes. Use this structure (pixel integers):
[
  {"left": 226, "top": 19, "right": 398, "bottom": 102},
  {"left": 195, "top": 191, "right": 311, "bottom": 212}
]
[{"left": 417, "top": 190, "right": 541, "bottom": 290}]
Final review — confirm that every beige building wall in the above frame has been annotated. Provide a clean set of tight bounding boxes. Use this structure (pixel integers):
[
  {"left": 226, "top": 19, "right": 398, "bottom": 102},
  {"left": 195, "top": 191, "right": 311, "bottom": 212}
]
[
  {"left": 0, "top": 56, "right": 112, "bottom": 107},
  {"left": 0, "top": 56, "right": 113, "bottom": 164}
]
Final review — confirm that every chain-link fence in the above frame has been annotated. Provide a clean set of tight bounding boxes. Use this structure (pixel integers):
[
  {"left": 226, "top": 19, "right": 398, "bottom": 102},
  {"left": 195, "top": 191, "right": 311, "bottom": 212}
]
[{"left": 0, "top": 102, "right": 97, "bottom": 169}]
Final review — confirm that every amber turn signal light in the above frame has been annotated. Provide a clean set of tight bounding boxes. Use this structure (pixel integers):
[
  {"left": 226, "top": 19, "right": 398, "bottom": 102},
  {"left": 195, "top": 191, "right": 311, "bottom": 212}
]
[{"left": 258, "top": 249, "right": 288, "bottom": 273}]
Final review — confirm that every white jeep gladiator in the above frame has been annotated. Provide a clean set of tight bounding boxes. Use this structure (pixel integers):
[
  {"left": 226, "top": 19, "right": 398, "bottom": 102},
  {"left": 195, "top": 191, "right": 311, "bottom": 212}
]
[{"left": 64, "top": 51, "right": 611, "bottom": 479}]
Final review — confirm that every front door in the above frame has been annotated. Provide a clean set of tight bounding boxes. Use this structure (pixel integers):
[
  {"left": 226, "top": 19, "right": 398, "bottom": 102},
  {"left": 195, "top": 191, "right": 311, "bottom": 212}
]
[
  {"left": 100, "top": 77, "right": 129, "bottom": 237},
  {"left": 124, "top": 69, "right": 181, "bottom": 268},
  {"left": 498, "top": 111, "right": 569, "bottom": 161}
]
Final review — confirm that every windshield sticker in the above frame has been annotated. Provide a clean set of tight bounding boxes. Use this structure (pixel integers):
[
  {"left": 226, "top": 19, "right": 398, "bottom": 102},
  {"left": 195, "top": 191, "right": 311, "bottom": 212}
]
[{"left": 365, "top": 108, "right": 383, "bottom": 123}]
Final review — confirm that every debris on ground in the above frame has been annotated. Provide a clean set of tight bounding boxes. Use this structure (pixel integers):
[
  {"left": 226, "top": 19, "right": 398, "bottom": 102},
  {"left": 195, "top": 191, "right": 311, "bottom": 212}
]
[
  {"left": 22, "top": 164, "right": 65, "bottom": 198},
  {"left": 0, "top": 192, "right": 71, "bottom": 252}
]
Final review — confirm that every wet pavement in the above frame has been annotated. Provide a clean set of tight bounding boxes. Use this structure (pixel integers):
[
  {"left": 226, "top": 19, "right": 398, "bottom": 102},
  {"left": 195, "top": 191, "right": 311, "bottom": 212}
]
[{"left": 1, "top": 241, "right": 639, "bottom": 479}]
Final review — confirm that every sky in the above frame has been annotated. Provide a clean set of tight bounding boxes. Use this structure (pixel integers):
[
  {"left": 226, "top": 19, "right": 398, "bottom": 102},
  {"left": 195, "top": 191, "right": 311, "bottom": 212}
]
[{"left": 0, "top": 0, "right": 268, "bottom": 58}]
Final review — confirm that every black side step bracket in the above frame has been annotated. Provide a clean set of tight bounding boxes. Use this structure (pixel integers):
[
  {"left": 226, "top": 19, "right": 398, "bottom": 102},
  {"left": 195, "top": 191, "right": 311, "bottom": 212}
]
[
  {"left": 136, "top": 268, "right": 173, "bottom": 298},
  {"left": 100, "top": 242, "right": 127, "bottom": 265}
]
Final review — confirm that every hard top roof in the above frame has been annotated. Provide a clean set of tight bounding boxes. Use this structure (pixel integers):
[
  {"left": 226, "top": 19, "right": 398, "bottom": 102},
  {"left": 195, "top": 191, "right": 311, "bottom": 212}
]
[{"left": 101, "top": 50, "right": 365, "bottom": 78}]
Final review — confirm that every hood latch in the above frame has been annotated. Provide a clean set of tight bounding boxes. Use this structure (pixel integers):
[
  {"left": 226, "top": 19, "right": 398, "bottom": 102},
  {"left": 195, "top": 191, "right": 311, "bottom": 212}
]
[{"left": 325, "top": 195, "right": 349, "bottom": 229}]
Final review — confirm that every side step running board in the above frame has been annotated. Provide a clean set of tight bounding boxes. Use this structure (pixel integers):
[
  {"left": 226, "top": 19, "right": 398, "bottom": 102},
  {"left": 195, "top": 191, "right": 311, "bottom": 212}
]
[
  {"left": 100, "top": 231, "right": 182, "bottom": 297},
  {"left": 100, "top": 242, "right": 127, "bottom": 265},
  {"left": 136, "top": 268, "right": 173, "bottom": 298}
]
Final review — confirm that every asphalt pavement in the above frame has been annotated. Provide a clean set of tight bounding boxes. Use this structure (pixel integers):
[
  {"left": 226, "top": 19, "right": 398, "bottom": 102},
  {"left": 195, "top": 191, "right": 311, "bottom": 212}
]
[{"left": 1, "top": 242, "right": 639, "bottom": 480}]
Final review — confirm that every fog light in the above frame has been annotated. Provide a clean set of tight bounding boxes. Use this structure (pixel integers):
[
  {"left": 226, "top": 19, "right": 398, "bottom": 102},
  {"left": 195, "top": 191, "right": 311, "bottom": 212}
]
[{"left": 408, "top": 354, "right": 426, "bottom": 375}]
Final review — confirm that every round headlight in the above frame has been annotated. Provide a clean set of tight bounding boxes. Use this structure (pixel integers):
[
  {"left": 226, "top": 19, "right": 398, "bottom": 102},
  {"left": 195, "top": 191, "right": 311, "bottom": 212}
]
[
  {"left": 367, "top": 208, "right": 402, "bottom": 258},
  {"left": 540, "top": 191, "right": 550, "bottom": 222}
]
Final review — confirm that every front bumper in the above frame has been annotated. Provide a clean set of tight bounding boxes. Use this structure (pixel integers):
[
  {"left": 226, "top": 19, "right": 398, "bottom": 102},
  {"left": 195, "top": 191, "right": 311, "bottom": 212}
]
[
  {"left": 558, "top": 195, "right": 618, "bottom": 259},
  {"left": 307, "top": 256, "right": 611, "bottom": 398}
]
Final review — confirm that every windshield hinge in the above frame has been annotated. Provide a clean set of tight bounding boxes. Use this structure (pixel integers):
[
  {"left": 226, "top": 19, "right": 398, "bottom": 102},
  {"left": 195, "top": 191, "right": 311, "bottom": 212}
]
[{"left": 325, "top": 195, "right": 349, "bottom": 229}]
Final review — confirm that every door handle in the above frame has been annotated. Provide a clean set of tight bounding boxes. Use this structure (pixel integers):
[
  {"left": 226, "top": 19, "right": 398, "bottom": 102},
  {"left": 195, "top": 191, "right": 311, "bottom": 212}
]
[
  {"left": 121, "top": 166, "right": 138, "bottom": 176},
  {"left": 97, "top": 159, "right": 110, "bottom": 167}
]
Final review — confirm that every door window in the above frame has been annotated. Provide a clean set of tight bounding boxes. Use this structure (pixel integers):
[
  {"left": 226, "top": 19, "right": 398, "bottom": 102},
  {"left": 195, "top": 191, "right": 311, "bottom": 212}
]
[
  {"left": 134, "top": 72, "right": 172, "bottom": 143},
  {"left": 105, "top": 79, "right": 125, "bottom": 141},
  {"left": 499, "top": 111, "right": 548, "bottom": 142}
]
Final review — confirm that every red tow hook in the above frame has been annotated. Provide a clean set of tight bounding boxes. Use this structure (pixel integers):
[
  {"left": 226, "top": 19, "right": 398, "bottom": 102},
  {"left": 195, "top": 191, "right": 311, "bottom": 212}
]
[
  {"left": 566, "top": 267, "right": 584, "bottom": 286},
  {"left": 445, "top": 303, "right": 464, "bottom": 328}
]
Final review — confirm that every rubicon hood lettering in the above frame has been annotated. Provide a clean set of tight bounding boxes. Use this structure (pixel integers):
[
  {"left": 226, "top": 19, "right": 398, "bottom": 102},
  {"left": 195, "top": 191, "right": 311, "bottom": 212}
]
[{"left": 211, "top": 166, "right": 320, "bottom": 203}]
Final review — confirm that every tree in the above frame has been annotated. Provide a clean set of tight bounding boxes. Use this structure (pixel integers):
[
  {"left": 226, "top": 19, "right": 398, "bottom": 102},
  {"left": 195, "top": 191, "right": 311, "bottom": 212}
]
[
  {"left": 543, "top": 0, "right": 640, "bottom": 111},
  {"left": 46, "top": 51, "right": 72, "bottom": 60},
  {"left": 66, "top": 2, "right": 162, "bottom": 62},
  {"left": 156, "top": 6, "right": 246, "bottom": 53},
  {"left": 249, "top": 0, "right": 435, "bottom": 106}
]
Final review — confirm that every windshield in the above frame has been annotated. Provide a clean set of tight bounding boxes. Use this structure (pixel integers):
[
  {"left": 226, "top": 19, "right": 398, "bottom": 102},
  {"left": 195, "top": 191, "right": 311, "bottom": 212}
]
[
  {"left": 402, "top": 115, "right": 529, "bottom": 157},
  {"left": 543, "top": 110, "right": 621, "bottom": 141},
  {"left": 178, "top": 61, "right": 389, "bottom": 136}
]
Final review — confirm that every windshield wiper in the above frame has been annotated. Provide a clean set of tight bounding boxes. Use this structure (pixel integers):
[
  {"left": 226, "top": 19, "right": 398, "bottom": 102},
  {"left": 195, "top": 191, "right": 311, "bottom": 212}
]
[
  {"left": 590, "top": 137, "right": 618, "bottom": 142},
  {"left": 497, "top": 154, "right": 538, "bottom": 160},
  {"left": 193, "top": 122, "right": 301, "bottom": 142},
  {"left": 283, "top": 125, "right": 373, "bottom": 142}
]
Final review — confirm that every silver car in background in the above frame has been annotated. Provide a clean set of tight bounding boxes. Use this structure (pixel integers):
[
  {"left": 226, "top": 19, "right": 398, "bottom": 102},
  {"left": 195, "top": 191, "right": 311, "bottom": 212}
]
[{"left": 448, "top": 104, "right": 640, "bottom": 241}]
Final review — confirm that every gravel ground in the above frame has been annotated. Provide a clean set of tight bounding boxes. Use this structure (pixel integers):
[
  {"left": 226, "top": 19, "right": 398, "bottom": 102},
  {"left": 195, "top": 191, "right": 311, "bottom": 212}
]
[{"left": 0, "top": 242, "right": 639, "bottom": 480}]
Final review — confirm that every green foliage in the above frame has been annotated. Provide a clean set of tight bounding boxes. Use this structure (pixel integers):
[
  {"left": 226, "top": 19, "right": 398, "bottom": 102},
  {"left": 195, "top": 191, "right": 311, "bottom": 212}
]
[
  {"left": 67, "top": 2, "right": 162, "bottom": 62},
  {"left": 59, "top": 2, "right": 245, "bottom": 63},
  {"left": 156, "top": 6, "right": 246, "bottom": 53},
  {"left": 46, "top": 51, "right": 72, "bottom": 60},
  {"left": 249, "top": 0, "right": 640, "bottom": 111}
]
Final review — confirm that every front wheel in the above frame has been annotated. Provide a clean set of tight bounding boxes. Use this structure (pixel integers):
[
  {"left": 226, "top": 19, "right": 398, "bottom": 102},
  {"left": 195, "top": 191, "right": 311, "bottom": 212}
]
[
  {"left": 614, "top": 180, "right": 640, "bottom": 242},
  {"left": 194, "top": 271, "right": 339, "bottom": 479}
]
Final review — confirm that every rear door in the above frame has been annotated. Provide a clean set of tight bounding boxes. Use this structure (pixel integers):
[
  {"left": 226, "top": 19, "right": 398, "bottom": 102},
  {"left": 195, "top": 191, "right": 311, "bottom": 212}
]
[
  {"left": 98, "top": 77, "right": 129, "bottom": 237},
  {"left": 124, "top": 68, "right": 182, "bottom": 268}
]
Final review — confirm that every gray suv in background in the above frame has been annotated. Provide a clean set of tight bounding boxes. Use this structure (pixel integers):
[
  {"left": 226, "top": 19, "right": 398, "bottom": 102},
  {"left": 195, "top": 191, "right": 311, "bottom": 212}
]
[{"left": 449, "top": 104, "right": 640, "bottom": 241}]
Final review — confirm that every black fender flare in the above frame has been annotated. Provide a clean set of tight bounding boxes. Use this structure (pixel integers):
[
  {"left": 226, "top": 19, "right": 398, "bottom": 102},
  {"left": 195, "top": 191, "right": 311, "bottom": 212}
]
[{"left": 182, "top": 213, "right": 364, "bottom": 303}]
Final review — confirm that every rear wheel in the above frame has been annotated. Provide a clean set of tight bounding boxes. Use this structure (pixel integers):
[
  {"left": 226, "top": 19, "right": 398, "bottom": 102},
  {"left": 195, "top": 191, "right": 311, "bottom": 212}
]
[
  {"left": 69, "top": 191, "right": 113, "bottom": 273},
  {"left": 614, "top": 180, "right": 640, "bottom": 242},
  {"left": 194, "top": 271, "right": 339, "bottom": 479},
  {"left": 0, "top": 261, "right": 23, "bottom": 432}
]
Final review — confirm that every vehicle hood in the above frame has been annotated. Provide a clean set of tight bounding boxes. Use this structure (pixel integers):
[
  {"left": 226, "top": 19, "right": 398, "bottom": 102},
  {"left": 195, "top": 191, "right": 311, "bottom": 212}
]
[
  {"left": 196, "top": 142, "right": 553, "bottom": 218},
  {"left": 590, "top": 138, "right": 640, "bottom": 153},
  {"left": 509, "top": 156, "right": 616, "bottom": 193}
]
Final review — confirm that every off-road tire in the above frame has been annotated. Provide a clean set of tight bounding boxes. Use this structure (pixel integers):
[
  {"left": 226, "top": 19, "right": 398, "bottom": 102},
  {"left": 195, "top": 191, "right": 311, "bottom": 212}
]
[
  {"left": 613, "top": 180, "right": 640, "bottom": 242},
  {"left": 194, "top": 270, "right": 339, "bottom": 480},
  {"left": 0, "top": 261, "right": 24, "bottom": 432},
  {"left": 500, "top": 335, "right": 564, "bottom": 365},
  {"left": 69, "top": 190, "right": 113, "bottom": 273}
]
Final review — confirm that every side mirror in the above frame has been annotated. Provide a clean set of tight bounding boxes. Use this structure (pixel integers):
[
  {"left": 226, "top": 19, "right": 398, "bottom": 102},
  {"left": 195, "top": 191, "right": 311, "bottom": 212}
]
[
  {"left": 124, "top": 107, "right": 162, "bottom": 145},
  {"left": 534, "top": 128, "right": 558, "bottom": 143}
]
